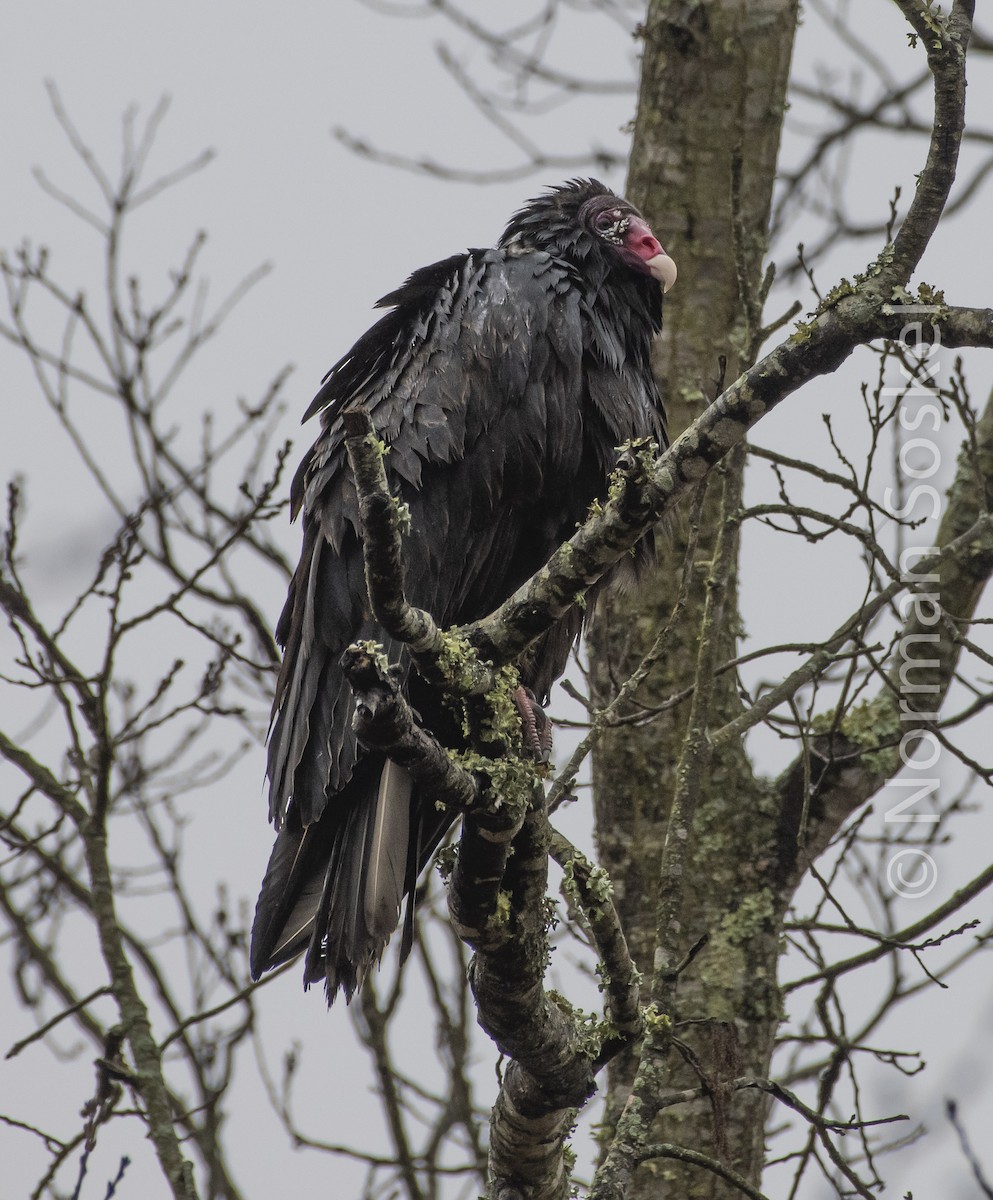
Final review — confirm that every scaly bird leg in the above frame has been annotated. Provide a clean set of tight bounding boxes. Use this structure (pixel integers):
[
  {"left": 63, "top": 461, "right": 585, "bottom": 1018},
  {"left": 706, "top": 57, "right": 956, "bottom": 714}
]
[{"left": 512, "top": 685, "right": 553, "bottom": 764}]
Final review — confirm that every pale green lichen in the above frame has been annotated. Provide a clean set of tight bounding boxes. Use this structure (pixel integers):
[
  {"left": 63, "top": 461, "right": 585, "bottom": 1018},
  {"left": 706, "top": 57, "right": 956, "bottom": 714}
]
[
  {"left": 434, "top": 844, "right": 458, "bottom": 881},
  {"left": 562, "top": 857, "right": 614, "bottom": 922},
  {"left": 435, "top": 627, "right": 544, "bottom": 812},
  {"left": 547, "top": 991, "right": 619, "bottom": 1060},
  {"left": 594, "top": 958, "right": 610, "bottom": 992},
  {"left": 355, "top": 639, "right": 392, "bottom": 675},
  {"left": 698, "top": 891, "right": 782, "bottom": 1024},
  {"left": 436, "top": 630, "right": 485, "bottom": 694},
  {"left": 487, "top": 888, "right": 512, "bottom": 930},
  {"left": 479, "top": 663, "right": 527, "bottom": 750},
  {"left": 678, "top": 384, "right": 709, "bottom": 407},
  {"left": 914, "top": 281, "right": 948, "bottom": 316},
  {"left": 789, "top": 318, "right": 817, "bottom": 345},
  {"left": 564, "top": 1145, "right": 579, "bottom": 1198},
  {"left": 811, "top": 694, "right": 901, "bottom": 778},
  {"left": 435, "top": 634, "right": 522, "bottom": 744},
  {"left": 447, "top": 747, "right": 537, "bottom": 815},
  {"left": 594, "top": 957, "right": 642, "bottom": 995},
  {"left": 606, "top": 437, "right": 658, "bottom": 503},
  {"left": 870, "top": 240, "right": 896, "bottom": 276},
  {"left": 819, "top": 277, "right": 857, "bottom": 308},
  {"left": 640, "top": 1002, "right": 673, "bottom": 1049},
  {"left": 719, "top": 887, "right": 776, "bottom": 946},
  {"left": 907, "top": 1, "right": 949, "bottom": 49},
  {"left": 391, "top": 497, "right": 412, "bottom": 534}
]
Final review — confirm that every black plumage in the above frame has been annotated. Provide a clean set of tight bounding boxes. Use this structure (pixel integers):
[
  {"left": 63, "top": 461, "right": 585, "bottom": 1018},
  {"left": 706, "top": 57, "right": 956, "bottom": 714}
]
[{"left": 251, "top": 179, "right": 674, "bottom": 1001}]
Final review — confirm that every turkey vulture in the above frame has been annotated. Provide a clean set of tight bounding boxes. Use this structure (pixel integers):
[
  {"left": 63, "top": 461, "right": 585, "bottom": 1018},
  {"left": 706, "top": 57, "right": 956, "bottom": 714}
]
[{"left": 251, "top": 179, "right": 675, "bottom": 1001}]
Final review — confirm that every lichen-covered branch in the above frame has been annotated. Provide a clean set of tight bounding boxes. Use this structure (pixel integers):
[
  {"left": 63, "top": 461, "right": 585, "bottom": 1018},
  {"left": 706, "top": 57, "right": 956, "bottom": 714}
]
[
  {"left": 81, "top": 819, "right": 199, "bottom": 1200},
  {"left": 342, "top": 412, "right": 446, "bottom": 657},
  {"left": 548, "top": 829, "right": 643, "bottom": 1063},
  {"left": 878, "top": 0, "right": 975, "bottom": 289},
  {"left": 338, "top": 640, "right": 587, "bottom": 1198},
  {"left": 342, "top": 409, "right": 499, "bottom": 696},
  {"left": 474, "top": 801, "right": 597, "bottom": 1200},
  {"left": 340, "top": 643, "right": 479, "bottom": 811}
]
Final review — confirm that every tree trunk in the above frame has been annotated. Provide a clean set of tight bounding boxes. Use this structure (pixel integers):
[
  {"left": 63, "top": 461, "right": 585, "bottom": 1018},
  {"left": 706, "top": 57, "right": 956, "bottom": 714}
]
[{"left": 589, "top": 2, "right": 799, "bottom": 1193}]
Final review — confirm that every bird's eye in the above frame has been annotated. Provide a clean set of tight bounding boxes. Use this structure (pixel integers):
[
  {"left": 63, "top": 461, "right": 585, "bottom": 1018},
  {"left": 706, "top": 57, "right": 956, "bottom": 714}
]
[{"left": 591, "top": 209, "right": 628, "bottom": 244}]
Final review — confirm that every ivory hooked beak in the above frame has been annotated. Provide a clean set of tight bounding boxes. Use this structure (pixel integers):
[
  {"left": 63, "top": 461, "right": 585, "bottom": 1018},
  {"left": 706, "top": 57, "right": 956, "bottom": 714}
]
[{"left": 646, "top": 252, "right": 677, "bottom": 293}]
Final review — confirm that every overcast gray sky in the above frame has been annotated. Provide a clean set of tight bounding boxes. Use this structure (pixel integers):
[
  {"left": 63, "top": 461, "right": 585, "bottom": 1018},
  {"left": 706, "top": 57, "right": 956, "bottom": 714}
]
[{"left": 2, "top": 3, "right": 992, "bottom": 1198}]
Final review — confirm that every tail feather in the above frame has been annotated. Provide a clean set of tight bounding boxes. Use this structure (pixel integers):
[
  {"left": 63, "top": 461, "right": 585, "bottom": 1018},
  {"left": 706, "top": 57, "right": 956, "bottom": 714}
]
[
  {"left": 317, "top": 760, "right": 414, "bottom": 1001},
  {"left": 250, "top": 812, "right": 330, "bottom": 978},
  {"left": 252, "top": 757, "right": 419, "bottom": 1003},
  {"left": 364, "top": 760, "right": 412, "bottom": 940}
]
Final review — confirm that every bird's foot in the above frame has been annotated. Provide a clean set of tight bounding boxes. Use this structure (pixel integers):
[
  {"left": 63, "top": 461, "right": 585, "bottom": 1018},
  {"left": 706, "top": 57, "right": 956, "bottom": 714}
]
[{"left": 512, "top": 686, "right": 553, "bottom": 765}]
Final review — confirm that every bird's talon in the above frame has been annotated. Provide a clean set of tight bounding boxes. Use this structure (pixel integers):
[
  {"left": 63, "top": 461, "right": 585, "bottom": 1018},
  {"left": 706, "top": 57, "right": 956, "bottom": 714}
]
[{"left": 513, "top": 685, "right": 553, "bottom": 764}]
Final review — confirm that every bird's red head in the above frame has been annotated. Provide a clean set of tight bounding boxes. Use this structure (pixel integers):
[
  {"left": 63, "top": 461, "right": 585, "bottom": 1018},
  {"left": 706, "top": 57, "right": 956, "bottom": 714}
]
[{"left": 577, "top": 193, "right": 677, "bottom": 293}]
